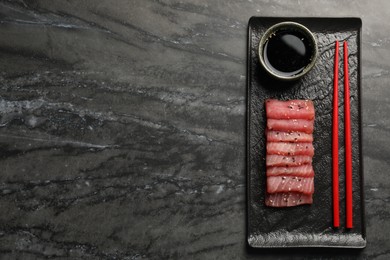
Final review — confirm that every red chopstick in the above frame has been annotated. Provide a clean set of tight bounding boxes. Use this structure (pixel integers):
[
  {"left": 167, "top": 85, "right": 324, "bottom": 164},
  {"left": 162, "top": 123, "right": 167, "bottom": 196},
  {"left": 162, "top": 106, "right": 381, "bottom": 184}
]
[
  {"left": 332, "top": 41, "right": 340, "bottom": 228},
  {"left": 344, "top": 41, "right": 353, "bottom": 229}
]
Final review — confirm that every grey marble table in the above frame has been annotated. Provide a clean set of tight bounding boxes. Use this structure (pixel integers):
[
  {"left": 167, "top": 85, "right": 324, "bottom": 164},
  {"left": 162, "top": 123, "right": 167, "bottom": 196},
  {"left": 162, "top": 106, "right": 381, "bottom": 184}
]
[{"left": 0, "top": 0, "right": 389, "bottom": 259}]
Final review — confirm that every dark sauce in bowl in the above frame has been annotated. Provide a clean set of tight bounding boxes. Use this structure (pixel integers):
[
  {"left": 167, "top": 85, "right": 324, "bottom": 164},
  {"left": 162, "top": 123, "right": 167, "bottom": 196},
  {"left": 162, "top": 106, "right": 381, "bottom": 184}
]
[{"left": 263, "top": 29, "right": 314, "bottom": 77}]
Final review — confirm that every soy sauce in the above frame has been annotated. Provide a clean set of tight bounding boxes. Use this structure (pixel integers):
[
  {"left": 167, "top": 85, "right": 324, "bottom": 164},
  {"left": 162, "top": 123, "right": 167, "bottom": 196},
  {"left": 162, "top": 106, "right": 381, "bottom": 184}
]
[{"left": 263, "top": 30, "right": 313, "bottom": 77}]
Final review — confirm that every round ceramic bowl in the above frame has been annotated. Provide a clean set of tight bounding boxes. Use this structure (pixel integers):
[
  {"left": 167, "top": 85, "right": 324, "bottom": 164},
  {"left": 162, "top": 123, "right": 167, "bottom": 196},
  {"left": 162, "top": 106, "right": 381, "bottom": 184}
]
[{"left": 258, "top": 21, "right": 318, "bottom": 81}]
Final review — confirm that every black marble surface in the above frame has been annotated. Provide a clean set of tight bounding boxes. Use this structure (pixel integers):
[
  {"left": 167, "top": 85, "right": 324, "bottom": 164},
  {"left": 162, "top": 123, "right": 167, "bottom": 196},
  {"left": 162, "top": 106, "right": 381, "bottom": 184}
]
[{"left": 0, "top": 0, "right": 388, "bottom": 259}]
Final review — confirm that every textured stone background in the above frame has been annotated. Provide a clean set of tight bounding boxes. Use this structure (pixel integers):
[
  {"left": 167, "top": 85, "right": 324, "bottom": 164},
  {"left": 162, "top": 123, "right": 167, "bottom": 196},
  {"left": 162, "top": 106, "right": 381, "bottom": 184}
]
[{"left": 0, "top": 0, "right": 389, "bottom": 259}]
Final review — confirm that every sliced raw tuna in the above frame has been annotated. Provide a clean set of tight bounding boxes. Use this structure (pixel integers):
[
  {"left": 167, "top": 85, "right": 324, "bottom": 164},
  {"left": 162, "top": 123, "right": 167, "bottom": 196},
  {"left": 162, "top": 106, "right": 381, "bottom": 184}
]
[
  {"left": 266, "top": 130, "right": 313, "bottom": 143},
  {"left": 265, "top": 192, "right": 313, "bottom": 207},
  {"left": 264, "top": 99, "right": 315, "bottom": 207},
  {"left": 265, "top": 99, "right": 315, "bottom": 120},
  {"left": 267, "top": 165, "right": 314, "bottom": 177},
  {"left": 267, "top": 119, "right": 314, "bottom": 134},
  {"left": 267, "top": 176, "right": 314, "bottom": 194},
  {"left": 266, "top": 155, "right": 312, "bottom": 167},
  {"left": 267, "top": 142, "right": 314, "bottom": 156}
]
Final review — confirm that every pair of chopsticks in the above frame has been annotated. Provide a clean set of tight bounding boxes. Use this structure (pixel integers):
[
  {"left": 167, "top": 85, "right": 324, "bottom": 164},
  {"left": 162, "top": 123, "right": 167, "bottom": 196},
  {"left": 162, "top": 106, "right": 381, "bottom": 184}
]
[{"left": 332, "top": 41, "right": 353, "bottom": 229}]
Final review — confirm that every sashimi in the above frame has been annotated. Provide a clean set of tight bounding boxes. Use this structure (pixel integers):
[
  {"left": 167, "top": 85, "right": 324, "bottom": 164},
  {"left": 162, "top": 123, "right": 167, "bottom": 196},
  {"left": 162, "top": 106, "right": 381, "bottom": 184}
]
[
  {"left": 266, "top": 155, "right": 312, "bottom": 167},
  {"left": 266, "top": 130, "right": 313, "bottom": 143},
  {"left": 267, "top": 176, "right": 314, "bottom": 194},
  {"left": 264, "top": 99, "right": 315, "bottom": 208},
  {"left": 267, "top": 119, "right": 314, "bottom": 134},
  {"left": 267, "top": 142, "right": 314, "bottom": 156},
  {"left": 267, "top": 165, "right": 314, "bottom": 177},
  {"left": 265, "top": 192, "right": 313, "bottom": 207},
  {"left": 265, "top": 99, "right": 315, "bottom": 120}
]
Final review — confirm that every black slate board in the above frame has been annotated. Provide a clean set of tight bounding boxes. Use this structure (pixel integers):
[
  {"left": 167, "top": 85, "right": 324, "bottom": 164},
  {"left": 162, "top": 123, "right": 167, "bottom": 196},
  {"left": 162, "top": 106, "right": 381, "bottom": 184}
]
[{"left": 247, "top": 17, "right": 366, "bottom": 248}]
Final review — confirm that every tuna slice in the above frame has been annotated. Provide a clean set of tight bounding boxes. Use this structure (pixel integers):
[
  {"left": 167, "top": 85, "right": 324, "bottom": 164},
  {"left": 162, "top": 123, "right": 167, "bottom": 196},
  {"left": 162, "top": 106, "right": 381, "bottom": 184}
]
[
  {"left": 265, "top": 99, "right": 315, "bottom": 120},
  {"left": 266, "top": 155, "right": 312, "bottom": 167},
  {"left": 266, "top": 130, "right": 313, "bottom": 143},
  {"left": 267, "top": 176, "right": 314, "bottom": 194},
  {"left": 267, "top": 142, "right": 314, "bottom": 156},
  {"left": 267, "top": 165, "right": 314, "bottom": 177},
  {"left": 265, "top": 192, "right": 313, "bottom": 207},
  {"left": 267, "top": 119, "right": 314, "bottom": 134}
]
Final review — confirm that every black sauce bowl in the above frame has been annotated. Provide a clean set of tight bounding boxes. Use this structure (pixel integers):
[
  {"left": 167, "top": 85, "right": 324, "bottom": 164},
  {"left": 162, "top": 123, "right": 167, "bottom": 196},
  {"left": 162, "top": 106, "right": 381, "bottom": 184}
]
[{"left": 258, "top": 21, "right": 318, "bottom": 81}]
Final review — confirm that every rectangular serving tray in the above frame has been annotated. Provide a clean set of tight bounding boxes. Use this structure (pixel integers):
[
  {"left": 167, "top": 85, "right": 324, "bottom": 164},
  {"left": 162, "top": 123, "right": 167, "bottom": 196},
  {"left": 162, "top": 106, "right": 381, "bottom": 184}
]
[{"left": 247, "top": 17, "right": 366, "bottom": 248}]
